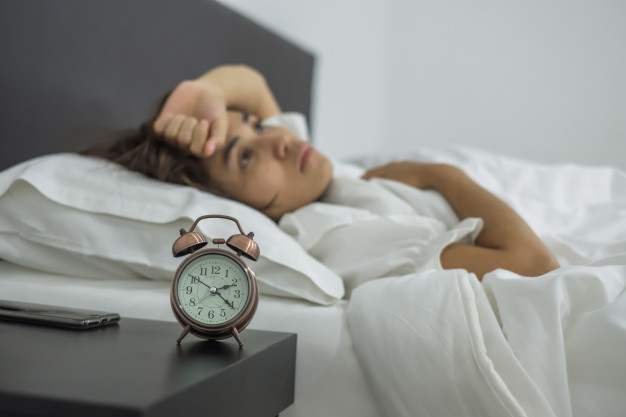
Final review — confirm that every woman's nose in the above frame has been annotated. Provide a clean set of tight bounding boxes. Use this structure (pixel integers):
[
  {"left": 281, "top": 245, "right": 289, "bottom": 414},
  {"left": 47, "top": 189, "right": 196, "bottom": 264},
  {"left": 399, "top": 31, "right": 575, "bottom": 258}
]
[{"left": 269, "top": 134, "right": 290, "bottom": 159}]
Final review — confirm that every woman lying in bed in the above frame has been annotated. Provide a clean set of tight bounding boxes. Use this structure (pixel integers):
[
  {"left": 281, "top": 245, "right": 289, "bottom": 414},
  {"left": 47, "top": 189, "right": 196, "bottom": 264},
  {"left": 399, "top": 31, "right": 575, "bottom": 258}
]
[{"left": 84, "top": 64, "right": 559, "bottom": 280}]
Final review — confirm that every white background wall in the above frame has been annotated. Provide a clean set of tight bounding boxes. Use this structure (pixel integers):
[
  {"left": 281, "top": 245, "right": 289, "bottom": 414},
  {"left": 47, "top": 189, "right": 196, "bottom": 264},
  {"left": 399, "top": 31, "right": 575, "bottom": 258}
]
[{"left": 219, "top": 0, "right": 626, "bottom": 169}]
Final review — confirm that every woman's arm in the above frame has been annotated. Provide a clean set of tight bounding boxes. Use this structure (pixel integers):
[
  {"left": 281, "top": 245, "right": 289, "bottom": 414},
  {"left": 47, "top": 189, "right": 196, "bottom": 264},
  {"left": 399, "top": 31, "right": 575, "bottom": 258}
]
[
  {"left": 196, "top": 65, "right": 281, "bottom": 119},
  {"left": 363, "top": 162, "right": 559, "bottom": 279},
  {"left": 153, "top": 64, "right": 281, "bottom": 157}
]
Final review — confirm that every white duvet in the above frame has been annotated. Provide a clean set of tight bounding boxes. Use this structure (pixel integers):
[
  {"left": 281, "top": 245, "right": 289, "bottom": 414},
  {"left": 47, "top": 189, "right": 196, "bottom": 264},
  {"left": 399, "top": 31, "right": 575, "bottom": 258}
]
[{"left": 284, "top": 146, "right": 626, "bottom": 417}]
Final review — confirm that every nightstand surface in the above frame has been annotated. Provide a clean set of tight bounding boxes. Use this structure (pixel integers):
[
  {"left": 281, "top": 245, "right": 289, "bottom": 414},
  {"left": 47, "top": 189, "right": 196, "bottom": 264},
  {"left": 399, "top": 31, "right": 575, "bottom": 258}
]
[{"left": 0, "top": 318, "right": 296, "bottom": 417}]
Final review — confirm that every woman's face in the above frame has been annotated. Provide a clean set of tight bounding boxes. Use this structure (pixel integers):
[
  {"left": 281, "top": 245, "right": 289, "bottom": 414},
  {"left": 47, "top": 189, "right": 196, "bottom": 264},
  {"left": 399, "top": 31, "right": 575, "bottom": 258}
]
[{"left": 203, "top": 111, "right": 333, "bottom": 221}]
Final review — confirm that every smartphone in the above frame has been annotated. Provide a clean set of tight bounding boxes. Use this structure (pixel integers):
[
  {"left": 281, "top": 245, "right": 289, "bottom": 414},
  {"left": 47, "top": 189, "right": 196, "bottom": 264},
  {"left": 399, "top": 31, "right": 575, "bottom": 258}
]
[{"left": 0, "top": 300, "right": 120, "bottom": 330}]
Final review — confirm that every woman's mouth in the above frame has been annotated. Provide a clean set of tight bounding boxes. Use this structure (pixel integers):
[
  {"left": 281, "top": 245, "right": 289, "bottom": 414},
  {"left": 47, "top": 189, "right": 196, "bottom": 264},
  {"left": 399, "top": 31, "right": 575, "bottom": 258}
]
[{"left": 299, "top": 145, "right": 313, "bottom": 171}]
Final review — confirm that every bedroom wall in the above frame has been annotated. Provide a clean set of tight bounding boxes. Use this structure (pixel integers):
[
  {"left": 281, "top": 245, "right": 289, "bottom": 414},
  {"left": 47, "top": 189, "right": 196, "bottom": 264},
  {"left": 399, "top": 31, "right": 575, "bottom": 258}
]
[
  {"left": 384, "top": 1, "right": 626, "bottom": 169},
  {"left": 218, "top": 0, "right": 626, "bottom": 169},
  {"left": 217, "top": 0, "right": 390, "bottom": 161}
]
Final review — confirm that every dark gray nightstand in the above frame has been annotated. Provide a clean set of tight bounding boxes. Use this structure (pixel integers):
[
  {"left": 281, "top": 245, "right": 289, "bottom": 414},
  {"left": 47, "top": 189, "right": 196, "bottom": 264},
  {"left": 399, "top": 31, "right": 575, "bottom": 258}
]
[{"left": 0, "top": 318, "right": 296, "bottom": 417}]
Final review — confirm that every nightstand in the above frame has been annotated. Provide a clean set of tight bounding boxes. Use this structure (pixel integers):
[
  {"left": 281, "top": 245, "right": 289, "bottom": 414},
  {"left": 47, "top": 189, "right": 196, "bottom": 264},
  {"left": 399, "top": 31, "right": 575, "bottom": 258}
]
[{"left": 0, "top": 318, "right": 296, "bottom": 417}]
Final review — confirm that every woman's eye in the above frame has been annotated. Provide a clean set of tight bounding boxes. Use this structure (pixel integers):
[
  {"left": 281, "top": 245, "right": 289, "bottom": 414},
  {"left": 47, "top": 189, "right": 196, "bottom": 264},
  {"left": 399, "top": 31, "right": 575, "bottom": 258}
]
[
  {"left": 254, "top": 120, "right": 264, "bottom": 133},
  {"left": 240, "top": 149, "right": 252, "bottom": 169}
]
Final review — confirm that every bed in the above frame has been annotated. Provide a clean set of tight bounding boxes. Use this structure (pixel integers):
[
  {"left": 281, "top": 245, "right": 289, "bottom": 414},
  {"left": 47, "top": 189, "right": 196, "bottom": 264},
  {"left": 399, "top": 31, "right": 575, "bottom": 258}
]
[{"left": 1, "top": 1, "right": 626, "bottom": 417}]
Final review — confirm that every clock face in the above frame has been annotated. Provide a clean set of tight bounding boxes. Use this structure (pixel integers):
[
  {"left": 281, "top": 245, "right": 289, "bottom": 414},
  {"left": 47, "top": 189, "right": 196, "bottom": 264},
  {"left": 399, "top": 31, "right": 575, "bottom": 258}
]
[{"left": 176, "top": 251, "right": 251, "bottom": 326}]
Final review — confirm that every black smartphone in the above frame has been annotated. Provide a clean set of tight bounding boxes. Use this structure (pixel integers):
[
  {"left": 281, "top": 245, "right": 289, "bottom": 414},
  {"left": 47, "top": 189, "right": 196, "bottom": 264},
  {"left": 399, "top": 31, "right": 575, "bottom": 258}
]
[{"left": 0, "top": 300, "right": 120, "bottom": 330}]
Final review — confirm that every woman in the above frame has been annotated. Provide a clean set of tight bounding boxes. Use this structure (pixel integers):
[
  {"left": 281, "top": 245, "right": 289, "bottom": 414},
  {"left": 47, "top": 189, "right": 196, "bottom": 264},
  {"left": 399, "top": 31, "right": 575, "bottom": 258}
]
[{"left": 85, "top": 64, "right": 559, "bottom": 280}]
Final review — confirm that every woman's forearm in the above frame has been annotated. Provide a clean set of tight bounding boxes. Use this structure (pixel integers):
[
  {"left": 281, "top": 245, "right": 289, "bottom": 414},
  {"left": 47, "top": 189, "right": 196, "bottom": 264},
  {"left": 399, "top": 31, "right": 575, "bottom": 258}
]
[
  {"left": 428, "top": 165, "right": 535, "bottom": 250},
  {"left": 197, "top": 65, "right": 280, "bottom": 119},
  {"left": 153, "top": 64, "right": 281, "bottom": 158},
  {"left": 363, "top": 162, "right": 559, "bottom": 278},
  {"left": 427, "top": 164, "right": 559, "bottom": 276}
]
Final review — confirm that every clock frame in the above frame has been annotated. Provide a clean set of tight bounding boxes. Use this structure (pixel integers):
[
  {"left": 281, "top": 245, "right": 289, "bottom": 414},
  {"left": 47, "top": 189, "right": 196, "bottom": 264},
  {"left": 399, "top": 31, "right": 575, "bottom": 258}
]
[{"left": 169, "top": 215, "right": 260, "bottom": 347}]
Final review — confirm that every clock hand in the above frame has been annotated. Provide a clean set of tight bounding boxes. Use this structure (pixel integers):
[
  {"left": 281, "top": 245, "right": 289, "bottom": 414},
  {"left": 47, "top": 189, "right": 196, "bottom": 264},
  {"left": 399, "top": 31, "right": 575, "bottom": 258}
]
[
  {"left": 190, "top": 275, "right": 212, "bottom": 290},
  {"left": 199, "top": 289, "right": 232, "bottom": 308},
  {"left": 216, "top": 284, "right": 237, "bottom": 291},
  {"left": 198, "top": 284, "right": 237, "bottom": 304},
  {"left": 195, "top": 280, "right": 235, "bottom": 309},
  {"left": 213, "top": 290, "right": 235, "bottom": 309},
  {"left": 190, "top": 275, "right": 219, "bottom": 305},
  {"left": 198, "top": 292, "right": 213, "bottom": 304}
]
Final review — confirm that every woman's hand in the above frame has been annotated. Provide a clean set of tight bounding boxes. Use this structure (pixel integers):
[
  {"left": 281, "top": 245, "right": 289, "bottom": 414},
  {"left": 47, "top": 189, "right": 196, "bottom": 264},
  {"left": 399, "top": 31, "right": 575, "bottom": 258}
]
[
  {"left": 152, "top": 65, "right": 281, "bottom": 158},
  {"left": 362, "top": 161, "right": 450, "bottom": 189},
  {"left": 152, "top": 80, "right": 228, "bottom": 158}
]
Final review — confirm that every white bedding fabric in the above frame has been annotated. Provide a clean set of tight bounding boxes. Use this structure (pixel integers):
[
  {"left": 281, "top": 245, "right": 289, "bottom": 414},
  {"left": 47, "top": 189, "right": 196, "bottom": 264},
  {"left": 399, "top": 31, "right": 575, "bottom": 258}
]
[
  {"left": 348, "top": 266, "right": 626, "bottom": 417},
  {"left": 2, "top": 145, "right": 625, "bottom": 416},
  {"left": 280, "top": 161, "right": 483, "bottom": 296},
  {"left": 0, "top": 112, "right": 344, "bottom": 305},
  {"left": 343, "top": 146, "right": 626, "bottom": 417}
]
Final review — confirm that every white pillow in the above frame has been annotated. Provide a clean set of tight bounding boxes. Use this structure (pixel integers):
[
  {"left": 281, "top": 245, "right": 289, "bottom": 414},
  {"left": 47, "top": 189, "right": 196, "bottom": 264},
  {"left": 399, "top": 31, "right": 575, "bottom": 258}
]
[{"left": 0, "top": 120, "right": 344, "bottom": 305}]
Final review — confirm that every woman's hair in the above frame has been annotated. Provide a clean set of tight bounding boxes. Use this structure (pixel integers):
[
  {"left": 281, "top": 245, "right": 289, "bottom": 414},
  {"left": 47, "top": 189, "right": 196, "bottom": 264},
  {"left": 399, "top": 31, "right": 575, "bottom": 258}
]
[{"left": 81, "top": 93, "right": 218, "bottom": 194}]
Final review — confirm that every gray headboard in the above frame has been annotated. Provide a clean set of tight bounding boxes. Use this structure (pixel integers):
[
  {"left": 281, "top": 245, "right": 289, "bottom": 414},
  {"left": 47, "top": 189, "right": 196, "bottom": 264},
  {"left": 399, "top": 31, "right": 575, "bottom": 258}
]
[{"left": 0, "top": 0, "right": 315, "bottom": 171}]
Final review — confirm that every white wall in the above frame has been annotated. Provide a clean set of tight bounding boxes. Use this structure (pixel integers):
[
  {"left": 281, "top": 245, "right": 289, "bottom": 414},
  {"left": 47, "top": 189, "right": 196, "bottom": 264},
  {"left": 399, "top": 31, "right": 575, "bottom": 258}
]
[
  {"left": 385, "top": 1, "right": 626, "bottom": 169},
  {"left": 218, "top": 0, "right": 390, "bottom": 160},
  {"left": 219, "top": 0, "right": 626, "bottom": 169}
]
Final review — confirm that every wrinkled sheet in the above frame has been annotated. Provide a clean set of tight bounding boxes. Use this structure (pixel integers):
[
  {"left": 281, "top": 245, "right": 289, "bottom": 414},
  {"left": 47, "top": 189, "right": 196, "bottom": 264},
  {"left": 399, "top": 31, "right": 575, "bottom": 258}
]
[
  {"left": 348, "top": 266, "right": 626, "bottom": 417},
  {"left": 344, "top": 146, "right": 626, "bottom": 417}
]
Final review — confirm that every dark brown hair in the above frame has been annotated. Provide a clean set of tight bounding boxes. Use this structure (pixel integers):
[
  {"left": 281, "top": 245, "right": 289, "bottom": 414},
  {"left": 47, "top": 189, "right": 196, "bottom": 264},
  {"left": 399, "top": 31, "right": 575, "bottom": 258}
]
[{"left": 81, "top": 94, "right": 219, "bottom": 194}]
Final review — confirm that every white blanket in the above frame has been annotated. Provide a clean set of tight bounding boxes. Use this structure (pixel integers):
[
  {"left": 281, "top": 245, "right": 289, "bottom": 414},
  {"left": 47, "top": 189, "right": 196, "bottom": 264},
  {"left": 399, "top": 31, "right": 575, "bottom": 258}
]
[
  {"left": 348, "top": 266, "right": 626, "bottom": 417},
  {"left": 280, "top": 162, "right": 483, "bottom": 296},
  {"left": 286, "top": 146, "right": 626, "bottom": 417}
]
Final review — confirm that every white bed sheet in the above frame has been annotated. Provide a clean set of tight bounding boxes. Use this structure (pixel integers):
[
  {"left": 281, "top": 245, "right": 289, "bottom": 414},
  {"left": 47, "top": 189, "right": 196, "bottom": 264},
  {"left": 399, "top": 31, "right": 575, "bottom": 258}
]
[
  {"left": 0, "top": 261, "right": 379, "bottom": 417},
  {"left": 347, "top": 264, "right": 626, "bottom": 417}
]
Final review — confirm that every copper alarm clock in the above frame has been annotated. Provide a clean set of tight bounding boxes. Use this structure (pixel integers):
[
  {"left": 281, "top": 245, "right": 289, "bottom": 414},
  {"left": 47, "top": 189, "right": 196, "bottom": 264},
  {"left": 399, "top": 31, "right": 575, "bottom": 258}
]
[{"left": 170, "top": 214, "right": 259, "bottom": 348}]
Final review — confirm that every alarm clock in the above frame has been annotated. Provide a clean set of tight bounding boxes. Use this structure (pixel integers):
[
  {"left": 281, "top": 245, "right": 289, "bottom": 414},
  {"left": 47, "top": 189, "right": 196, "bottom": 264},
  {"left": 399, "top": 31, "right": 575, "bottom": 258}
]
[{"left": 170, "top": 214, "right": 259, "bottom": 348}]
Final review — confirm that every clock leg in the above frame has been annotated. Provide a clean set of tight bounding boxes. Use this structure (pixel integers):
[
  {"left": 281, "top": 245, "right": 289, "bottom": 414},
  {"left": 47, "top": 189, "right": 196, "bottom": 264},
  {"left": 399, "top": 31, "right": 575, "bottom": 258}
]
[
  {"left": 176, "top": 325, "right": 191, "bottom": 344},
  {"left": 231, "top": 327, "right": 243, "bottom": 348}
]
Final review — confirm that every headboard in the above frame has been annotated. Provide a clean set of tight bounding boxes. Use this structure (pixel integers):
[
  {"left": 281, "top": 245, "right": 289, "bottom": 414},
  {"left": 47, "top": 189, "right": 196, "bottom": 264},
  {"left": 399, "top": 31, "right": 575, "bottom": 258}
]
[{"left": 0, "top": 0, "right": 315, "bottom": 171}]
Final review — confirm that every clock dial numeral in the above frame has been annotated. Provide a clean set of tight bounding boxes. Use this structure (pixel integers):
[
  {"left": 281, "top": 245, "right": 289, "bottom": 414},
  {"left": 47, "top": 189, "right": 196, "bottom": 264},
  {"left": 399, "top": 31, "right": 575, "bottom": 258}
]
[{"left": 177, "top": 253, "right": 251, "bottom": 325}]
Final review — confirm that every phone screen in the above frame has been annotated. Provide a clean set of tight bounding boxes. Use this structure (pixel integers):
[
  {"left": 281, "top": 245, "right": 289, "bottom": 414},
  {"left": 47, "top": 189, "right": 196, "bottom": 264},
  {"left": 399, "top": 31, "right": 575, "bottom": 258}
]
[{"left": 0, "top": 300, "right": 120, "bottom": 329}]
